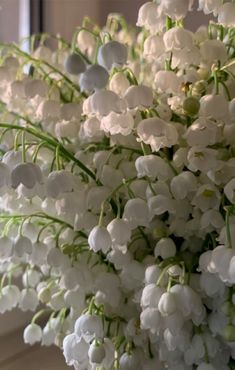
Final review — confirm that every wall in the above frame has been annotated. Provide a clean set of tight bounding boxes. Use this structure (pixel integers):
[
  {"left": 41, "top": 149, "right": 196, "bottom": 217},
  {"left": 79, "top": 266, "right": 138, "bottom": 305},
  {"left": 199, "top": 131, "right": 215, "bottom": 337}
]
[
  {"left": 44, "top": 0, "right": 214, "bottom": 41},
  {"left": 0, "top": 0, "right": 19, "bottom": 42}
]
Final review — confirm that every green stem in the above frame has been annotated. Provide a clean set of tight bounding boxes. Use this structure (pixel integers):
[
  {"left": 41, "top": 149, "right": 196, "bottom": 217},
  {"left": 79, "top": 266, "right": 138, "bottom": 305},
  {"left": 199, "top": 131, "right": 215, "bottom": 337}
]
[
  {"left": 36, "top": 221, "right": 54, "bottom": 243},
  {"left": 98, "top": 202, "right": 105, "bottom": 227},
  {"left": 55, "top": 145, "right": 61, "bottom": 170},
  {"left": 213, "top": 70, "right": 219, "bottom": 95},
  {"left": 21, "top": 131, "right": 26, "bottom": 162},
  {"left": 225, "top": 207, "right": 233, "bottom": 249},
  {"left": 0, "top": 122, "right": 97, "bottom": 181},
  {"left": 11, "top": 44, "right": 85, "bottom": 96},
  {"left": 32, "top": 309, "right": 49, "bottom": 324}
]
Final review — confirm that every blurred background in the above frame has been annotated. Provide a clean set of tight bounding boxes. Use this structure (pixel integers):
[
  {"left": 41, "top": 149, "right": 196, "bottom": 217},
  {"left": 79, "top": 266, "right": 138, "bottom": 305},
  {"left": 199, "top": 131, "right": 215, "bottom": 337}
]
[{"left": 0, "top": 0, "right": 214, "bottom": 43}]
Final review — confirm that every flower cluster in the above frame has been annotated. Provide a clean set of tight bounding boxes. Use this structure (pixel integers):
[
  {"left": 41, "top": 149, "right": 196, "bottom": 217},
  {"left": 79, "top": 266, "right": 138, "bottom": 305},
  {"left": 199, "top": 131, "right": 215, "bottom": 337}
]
[{"left": 0, "top": 1, "right": 235, "bottom": 369}]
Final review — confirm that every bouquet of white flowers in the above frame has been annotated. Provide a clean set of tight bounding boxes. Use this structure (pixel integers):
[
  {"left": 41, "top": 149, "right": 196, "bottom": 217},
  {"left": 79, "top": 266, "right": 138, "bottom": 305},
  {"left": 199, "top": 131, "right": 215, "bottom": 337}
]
[{"left": 0, "top": 1, "right": 235, "bottom": 369}]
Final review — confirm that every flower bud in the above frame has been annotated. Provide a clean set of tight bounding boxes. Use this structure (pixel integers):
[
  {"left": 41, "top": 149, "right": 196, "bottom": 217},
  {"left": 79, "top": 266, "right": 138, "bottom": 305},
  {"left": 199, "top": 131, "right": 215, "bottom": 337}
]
[
  {"left": 183, "top": 97, "right": 200, "bottom": 116},
  {"left": 38, "top": 287, "right": 51, "bottom": 304},
  {"left": 88, "top": 342, "right": 106, "bottom": 364}
]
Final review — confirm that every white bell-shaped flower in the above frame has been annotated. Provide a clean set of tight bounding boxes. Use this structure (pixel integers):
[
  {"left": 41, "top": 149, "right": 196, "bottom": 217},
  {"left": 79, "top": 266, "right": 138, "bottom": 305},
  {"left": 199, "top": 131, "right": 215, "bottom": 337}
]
[
  {"left": 60, "top": 102, "right": 82, "bottom": 121},
  {"left": 13, "top": 235, "right": 32, "bottom": 257},
  {"left": 77, "top": 29, "right": 96, "bottom": 57},
  {"left": 199, "top": 94, "right": 229, "bottom": 121},
  {"left": 136, "top": 2, "right": 164, "bottom": 33},
  {"left": 41, "top": 323, "right": 56, "bottom": 346},
  {"left": 119, "top": 351, "right": 142, "bottom": 370},
  {"left": 154, "top": 238, "right": 176, "bottom": 259},
  {"left": 198, "top": 0, "right": 222, "bottom": 16},
  {"left": 137, "top": 117, "right": 178, "bottom": 152},
  {"left": 0, "top": 293, "right": 11, "bottom": 314},
  {"left": 155, "top": 70, "right": 181, "bottom": 94},
  {"left": 140, "top": 307, "right": 161, "bottom": 333},
  {"left": 30, "top": 241, "right": 48, "bottom": 266},
  {"left": 87, "top": 186, "right": 111, "bottom": 212},
  {"left": 109, "top": 72, "right": 130, "bottom": 96},
  {"left": 22, "top": 269, "right": 41, "bottom": 288},
  {"left": 63, "top": 334, "right": 89, "bottom": 369},
  {"left": 95, "top": 272, "right": 121, "bottom": 308},
  {"left": 55, "top": 120, "right": 78, "bottom": 139},
  {"left": 50, "top": 291, "right": 65, "bottom": 311},
  {"left": 36, "top": 100, "right": 61, "bottom": 120},
  {"left": 198, "top": 250, "right": 213, "bottom": 272},
  {"left": 170, "top": 171, "right": 197, "bottom": 200},
  {"left": 84, "top": 89, "right": 125, "bottom": 117},
  {"left": 99, "top": 165, "right": 124, "bottom": 190},
  {"left": 143, "top": 34, "right": 165, "bottom": 60},
  {"left": 11, "top": 162, "right": 43, "bottom": 189},
  {"left": 64, "top": 289, "right": 85, "bottom": 310},
  {"left": 145, "top": 265, "right": 162, "bottom": 285},
  {"left": 161, "top": 0, "right": 194, "bottom": 20},
  {"left": 88, "top": 225, "right": 112, "bottom": 253},
  {"left": 218, "top": 3, "right": 235, "bottom": 27},
  {"left": 148, "top": 194, "right": 176, "bottom": 216},
  {"left": 55, "top": 191, "right": 87, "bottom": 221},
  {"left": 101, "top": 111, "right": 134, "bottom": 136},
  {"left": 192, "top": 184, "right": 220, "bottom": 212},
  {"left": 228, "top": 255, "right": 235, "bottom": 283},
  {"left": 97, "top": 41, "right": 127, "bottom": 70},
  {"left": 79, "top": 64, "right": 109, "bottom": 92},
  {"left": 200, "top": 272, "right": 224, "bottom": 297},
  {"left": 141, "top": 284, "right": 165, "bottom": 308},
  {"left": 64, "top": 53, "right": 86, "bottom": 75},
  {"left": 33, "top": 45, "right": 52, "bottom": 62},
  {"left": 1, "top": 285, "right": 20, "bottom": 311},
  {"left": 170, "top": 284, "right": 201, "bottom": 317},
  {"left": 107, "top": 218, "right": 131, "bottom": 246},
  {"left": 98, "top": 338, "right": 115, "bottom": 369},
  {"left": 187, "top": 146, "right": 217, "bottom": 173},
  {"left": 124, "top": 85, "right": 153, "bottom": 109},
  {"left": 24, "top": 79, "right": 48, "bottom": 98},
  {"left": 209, "top": 244, "right": 230, "bottom": 275},
  {"left": 172, "top": 47, "right": 201, "bottom": 69},
  {"left": 88, "top": 341, "right": 106, "bottom": 364},
  {"left": 120, "top": 260, "right": 145, "bottom": 291},
  {"left": 19, "top": 288, "right": 39, "bottom": 312},
  {"left": 46, "top": 170, "right": 76, "bottom": 198},
  {"left": 74, "top": 211, "right": 98, "bottom": 232},
  {"left": 158, "top": 291, "right": 177, "bottom": 316},
  {"left": 185, "top": 117, "right": 223, "bottom": 147},
  {"left": 81, "top": 116, "right": 103, "bottom": 141},
  {"left": 23, "top": 323, "right": 42, "bottom": 345},
  {"left": 107, "top": 248, "right": 132, "bottom": 269},
  {"left": 200, "top": 40, "right": 227, "bottom": 65},
  {"left": 163, "top": 27, "right": 193, "bottom": 52},
  {"left": 135, "top": 155, "right": 173, "bottom": 180},
  {"left": 74, "top": 314, "right": 104, "bottom": 343},
  {"left": 123, "top": 198, "right": 150, "bottom": 229},
  {"left": 47, "top": 248, "right": 69, "bottom": 268},
  {"left": 0, "top": 236, "right": 13, "bottom": 259},
  {"left": 200, "top": 209, "right": 224, "bottom": 232}
]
